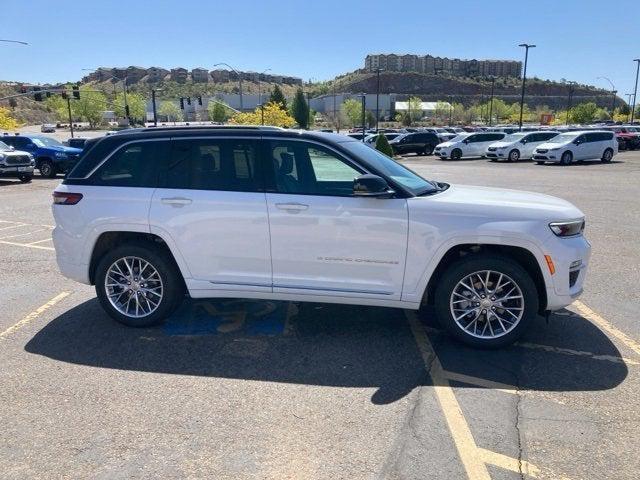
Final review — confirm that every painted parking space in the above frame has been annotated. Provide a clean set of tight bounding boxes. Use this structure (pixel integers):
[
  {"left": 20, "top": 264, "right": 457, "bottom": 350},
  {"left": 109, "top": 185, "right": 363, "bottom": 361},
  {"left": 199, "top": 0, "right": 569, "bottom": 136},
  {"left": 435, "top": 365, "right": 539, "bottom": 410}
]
[{"left": 0, "top": 219, "right": 54, "bottom": 250}]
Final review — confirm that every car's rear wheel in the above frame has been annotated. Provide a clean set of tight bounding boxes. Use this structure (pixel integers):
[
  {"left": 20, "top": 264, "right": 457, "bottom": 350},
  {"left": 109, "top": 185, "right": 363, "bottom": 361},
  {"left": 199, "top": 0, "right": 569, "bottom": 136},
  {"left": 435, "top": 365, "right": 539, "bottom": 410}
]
[
  {"left": 508, "top": 149, "right": 520, "bottom": 162},
  {"left": 560, "top": 151, "right": 573, "bottom": 166},
  {"left": 95, "top": 243, "right": 184, "bottom": 327},
  {"left": 38, "top": 160, "right": 56, "bottom": 178},
  {"left": 18, "top": 174, "right": 32, "bottom": 183},
  {"left": 601, "top": 148, "right": 613, "bottom": 163},
  {"left": 450, "top": 148, "right": 462, "bottom": 160},
  {"left": 434, "top": 255, "right": 538, "bottom": 348},
  {"left": 423, "top": 144, "right": 434, "bottom": 156}
]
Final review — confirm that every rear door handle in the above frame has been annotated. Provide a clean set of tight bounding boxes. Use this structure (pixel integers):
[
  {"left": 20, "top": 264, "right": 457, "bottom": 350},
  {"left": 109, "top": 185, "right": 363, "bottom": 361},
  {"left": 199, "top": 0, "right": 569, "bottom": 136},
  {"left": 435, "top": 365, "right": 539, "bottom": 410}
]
[
  {"left": 161, "top": 197, "right": 192, "bottom": 207},
  {"left": 275, "top": 202, "right": 309, "bottom": 213}
]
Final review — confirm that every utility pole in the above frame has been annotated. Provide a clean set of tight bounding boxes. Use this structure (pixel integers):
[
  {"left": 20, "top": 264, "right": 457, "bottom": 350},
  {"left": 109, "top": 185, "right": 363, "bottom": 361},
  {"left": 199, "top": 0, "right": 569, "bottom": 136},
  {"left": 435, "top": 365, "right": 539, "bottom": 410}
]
[
  {"left": 306, "top": 89, "right": 311, "bottom": 130},
  {"left": 626, "top": 93, "right": 635, "bottom": 123},
  {"left": 488, "top": 77, "right": 495, "bottom": 126},
  {"left": 611, "top": 90, "right": 617, "bottom": 114},
  {"left": 66, "top": 96, "right": 74, "bottom": 138},
  {"left": 518, "top": 43, "right": 536, "bottom": 131},
  {"left": 631, "top": 59, "right": 640, "bottom": 124},
  {"left": 375, "top": 68, "right": 382, "bottom": 131},
  {"left": 151, "top": 89, "right": 158, "bottom": 126},
  {"left": 360, "top": 94, "right": 366, "bottom": 141},
  {"left": 332, "top": 82, "right": 337, "bottom": 132},
  {"left": 566, "top": 81, "right": 576, "bottom": 125}
]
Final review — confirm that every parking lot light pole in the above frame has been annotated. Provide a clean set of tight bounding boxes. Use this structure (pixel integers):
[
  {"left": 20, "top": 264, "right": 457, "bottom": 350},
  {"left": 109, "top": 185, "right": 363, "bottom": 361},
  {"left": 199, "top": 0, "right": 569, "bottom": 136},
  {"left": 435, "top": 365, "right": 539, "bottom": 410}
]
[
  {"left": 258, "top": 68, "right": 271, "bottom": 106},
  {"left": 631, "top": 59, "right": 640, "bottom": 125},
  {"left": 597, "top": 77, "right": 617, "bottom": 115},
  {"left": 215, "top": 63, "right": 243, "bottom": 111},
  {"left": 517, "top": 43, "right": 536, "bottom": 131},
  {"left": 625, "top": 93, "right": 635, "bottom": 122},
  {"left": 359, "top": 94, "right": 366, "bottom": 141},
  {"left": 565, "top": 81, "right": 576, "bottom": 125},
  {"left": 488, "top": 77, "right": 495, "bottom": 126},
  {"left": 375, "top": 68, "right": 383, "bottom": 131}
]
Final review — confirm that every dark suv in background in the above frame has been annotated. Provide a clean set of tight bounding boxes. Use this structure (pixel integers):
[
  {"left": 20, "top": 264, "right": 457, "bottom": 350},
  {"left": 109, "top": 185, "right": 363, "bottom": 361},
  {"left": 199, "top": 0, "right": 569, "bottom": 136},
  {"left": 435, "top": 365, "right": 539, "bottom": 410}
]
[
  {"left": 389, "top": 132, "right": 440, "bottom": 156},
  {"left": 1, "top": 134, "right": 82, "bottom": 178}
]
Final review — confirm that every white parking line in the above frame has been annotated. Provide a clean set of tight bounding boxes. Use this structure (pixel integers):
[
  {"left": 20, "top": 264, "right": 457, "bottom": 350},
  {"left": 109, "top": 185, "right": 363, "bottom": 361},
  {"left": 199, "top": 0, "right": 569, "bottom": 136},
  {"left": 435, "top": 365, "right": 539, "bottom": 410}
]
[
  {"left": 0, "top": 228, "right": 49, "bottom": 240},
  {"left": 0, "top": 240, "right": 55, "bottom": 251},
  {"left": 25, "top": 238, "right": 53, "bottom": 245}
]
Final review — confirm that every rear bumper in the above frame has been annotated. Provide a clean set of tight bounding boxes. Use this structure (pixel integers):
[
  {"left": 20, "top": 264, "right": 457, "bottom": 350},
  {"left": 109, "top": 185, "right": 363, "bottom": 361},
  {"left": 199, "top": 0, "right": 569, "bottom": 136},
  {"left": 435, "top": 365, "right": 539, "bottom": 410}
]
[{"left": 52, "top": 225, "right": 91, "bottom": 284}]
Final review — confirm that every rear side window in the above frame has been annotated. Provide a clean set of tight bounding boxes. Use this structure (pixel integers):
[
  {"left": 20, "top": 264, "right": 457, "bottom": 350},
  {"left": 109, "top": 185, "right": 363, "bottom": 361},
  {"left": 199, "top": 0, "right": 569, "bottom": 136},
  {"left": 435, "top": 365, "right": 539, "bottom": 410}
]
[
  {"left": 163, "top": 138, "right": 261, "bottom": 192},
  {"left": 91, "top": 141, "right": 167, "bottom": 187}
]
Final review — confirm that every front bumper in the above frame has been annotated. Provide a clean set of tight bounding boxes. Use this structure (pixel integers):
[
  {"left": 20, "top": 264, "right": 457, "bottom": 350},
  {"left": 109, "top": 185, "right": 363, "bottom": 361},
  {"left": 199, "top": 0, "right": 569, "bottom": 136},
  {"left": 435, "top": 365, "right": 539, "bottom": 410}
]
[
  {"left": 542, "top": 234, "right": 591, "bottom": 310},
  {"left": 533, "top": 150, "right": 560, "bottom": 162},
  {"left": 485, "top": 150, "right": 507, "bottom": 159},
  {"left": 0, "top": 165, "right": 34, "bottom": 176}
]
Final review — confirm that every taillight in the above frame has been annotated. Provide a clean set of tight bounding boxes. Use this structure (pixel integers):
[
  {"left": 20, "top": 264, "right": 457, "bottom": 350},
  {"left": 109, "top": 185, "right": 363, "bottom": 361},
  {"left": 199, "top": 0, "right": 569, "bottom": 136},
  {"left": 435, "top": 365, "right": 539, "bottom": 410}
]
[{"left": 53, "top": 192, "right": 83, "bottom": 205}]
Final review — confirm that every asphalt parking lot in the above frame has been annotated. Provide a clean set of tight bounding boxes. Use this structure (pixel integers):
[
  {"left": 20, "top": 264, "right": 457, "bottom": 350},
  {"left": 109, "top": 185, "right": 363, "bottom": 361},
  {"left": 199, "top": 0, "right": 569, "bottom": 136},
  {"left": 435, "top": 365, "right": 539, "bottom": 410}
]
[{"left": 1, "top": 150, "right": 639, "bottom": 479}]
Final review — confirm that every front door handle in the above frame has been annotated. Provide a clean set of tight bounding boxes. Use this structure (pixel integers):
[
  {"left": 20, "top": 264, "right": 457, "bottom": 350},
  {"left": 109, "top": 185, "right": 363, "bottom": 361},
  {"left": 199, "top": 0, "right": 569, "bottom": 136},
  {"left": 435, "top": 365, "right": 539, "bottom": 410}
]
[
  {"left": 161, "top": 197, "right": 192, "bottom": 207},
  {"left": 275, "top": 202, "right": 309, "bottom": 213}
]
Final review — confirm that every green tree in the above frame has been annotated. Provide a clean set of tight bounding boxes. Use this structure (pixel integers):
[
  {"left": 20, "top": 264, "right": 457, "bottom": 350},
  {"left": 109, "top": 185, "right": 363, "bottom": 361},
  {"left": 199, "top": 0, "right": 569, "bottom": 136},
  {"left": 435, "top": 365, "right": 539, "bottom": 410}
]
[
  {"left": 208, "top": 100, "right": 230, "bottom": 122},
  {"left": 366, "top": 110, "right": 376, "bottom": 128},
  {"left": 407, "top": 96, "right": 423, "bottom": 122},
  {"left": 375, "top": 134, "right": 394, "bottom": 157},
  {"left": 291, "top": 88, "right": 310, "bottom": 129},
  {"left": 269, "top": 85, "right": 287, "bottom": 110},
  {"left": 342, "top": 98, "right": 362, "bottom": 127},
  {"left": 569, "top": 102, "right": 598, "bottom": 124},
  {"left": 158, "top": 101, "right": 182, "bottom": 124},
  {"left": 44, "top": 95, "right": 68, "bottom": 122},
  {"left": 619, "top": 103, "right": 630, "bottom": 116},
  {"left": 114, "top": 92, "right": 146, "bottom": 123},
  {"left": 71, "top": 86, "right": 107, "bottom": 128}
]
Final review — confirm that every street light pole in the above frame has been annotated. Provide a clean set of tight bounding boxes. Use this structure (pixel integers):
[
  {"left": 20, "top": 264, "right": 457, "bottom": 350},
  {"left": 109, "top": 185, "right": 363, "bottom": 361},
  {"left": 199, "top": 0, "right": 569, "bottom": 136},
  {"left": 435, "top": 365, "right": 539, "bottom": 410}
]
[
  {"left": 360, "top": 94, "right": 366, "bottom": 141},
  {"left": 517, "top": 43, "right": 536, "bottom": 131},
  {"left": 375, "top": 68, "right": 383, "bottom": 132},
  {"left": 597, "top": 76, "right": 617, "bottom": 115},
  {"left": 488, "top": 77, "right": 495, "bottom": 126},
  {"left": 566, "top": 81, "right": 576, "bottom": 125},
  {"left": 151, "top": 89, "right": 158, "bottom": 126},
  {"left": 626, "top": 93, "right": 635, "bottom": 123},
  {"left": 214, "top": 62, "right": 243, "bottom": 111},
  {"left": 631, "top": 59, "right": 640, "bottom": 124},
  {"left": 258, "top": 68, "right": 271, "bottom": 106}
]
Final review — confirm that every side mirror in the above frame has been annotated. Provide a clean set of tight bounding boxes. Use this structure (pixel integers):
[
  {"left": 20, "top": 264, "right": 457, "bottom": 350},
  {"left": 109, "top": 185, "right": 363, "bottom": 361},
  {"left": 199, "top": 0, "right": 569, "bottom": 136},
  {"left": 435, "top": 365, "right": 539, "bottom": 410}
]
[
  {"left": 353, "top": 174, "right": 393, "bottom": 197},
  {"left": 573, "top": 139, "right": 582, "bottom": 145},
  {"left": 520, "top": 139, "right": 527, "bottom": 144},
  {"left": 463, "top": 139, "right": 470, "bottom": 144}
]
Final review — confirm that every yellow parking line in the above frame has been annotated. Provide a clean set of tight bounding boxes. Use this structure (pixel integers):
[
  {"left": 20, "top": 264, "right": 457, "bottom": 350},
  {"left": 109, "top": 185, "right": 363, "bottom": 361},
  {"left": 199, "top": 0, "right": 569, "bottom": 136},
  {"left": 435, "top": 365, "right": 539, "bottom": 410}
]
[
  {"left": 440, "top": 370, "right": 518, "bottom": 394},
  {"left": 573, "top": 300, "right": 640, "bottom": 357},
  {"left": 0, "top": 240, "right": 55, "bottom": 251},
  {"left": 406, "top": 310, "right": 492, "bottom": 480},
  {"left": 479, "top": 448, "right": 544, "bottom": 479},
  {"left": 0, "top": 291, "right": 70, "bottom": 339}
]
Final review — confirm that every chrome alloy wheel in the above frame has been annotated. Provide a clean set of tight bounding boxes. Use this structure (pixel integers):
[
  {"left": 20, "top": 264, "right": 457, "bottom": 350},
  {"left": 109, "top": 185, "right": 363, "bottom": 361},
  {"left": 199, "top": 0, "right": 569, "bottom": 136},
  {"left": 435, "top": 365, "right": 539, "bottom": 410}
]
[
  {"left": 105, "top": 256, "right": 164, "bottom": 318},
  {"left": 450, "top": 270, "right": 524, "bottom": 339}
]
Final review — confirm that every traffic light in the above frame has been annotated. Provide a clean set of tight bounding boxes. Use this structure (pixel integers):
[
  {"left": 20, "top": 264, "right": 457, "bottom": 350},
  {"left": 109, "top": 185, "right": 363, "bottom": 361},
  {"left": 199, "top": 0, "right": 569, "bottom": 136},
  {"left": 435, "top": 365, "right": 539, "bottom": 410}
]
[
  {"left": 186, "top": 97, "right": 191, "bottom": 106},
  {"left": 179, "top": 97, "right": 184, "bottom": 110},
  {"left": 197, "top": 96, "right": 202, "bottom": 106},
  {"left": 72, "top": 84, "right": 80, "bottom": 99},
  {"left": 33, "top": 86, "right": 43, "bottom": 102}
]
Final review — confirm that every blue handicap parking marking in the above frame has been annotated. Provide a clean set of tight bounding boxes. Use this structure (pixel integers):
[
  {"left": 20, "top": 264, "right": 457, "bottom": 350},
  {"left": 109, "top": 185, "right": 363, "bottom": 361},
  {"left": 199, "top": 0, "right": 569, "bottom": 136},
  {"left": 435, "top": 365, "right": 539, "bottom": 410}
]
[{"left": 163, "top": 298, "right": 288, "bottom": 336}]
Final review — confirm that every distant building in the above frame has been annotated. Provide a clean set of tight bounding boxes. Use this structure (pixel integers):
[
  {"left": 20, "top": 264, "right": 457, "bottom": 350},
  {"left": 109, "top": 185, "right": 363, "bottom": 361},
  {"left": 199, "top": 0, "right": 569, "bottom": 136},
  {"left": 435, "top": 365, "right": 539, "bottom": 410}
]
[
  {"left": 170, "top": 68, "right": 188, "bottom": 83},
  {"left": 365, "top": 53, "right": 522, "bottom": 78},
  {"left": 191, "top": 68, "right": 209, "bottom": 83},
  {"left": 148, "top": 67, "right": 169, "bottom": 82}
]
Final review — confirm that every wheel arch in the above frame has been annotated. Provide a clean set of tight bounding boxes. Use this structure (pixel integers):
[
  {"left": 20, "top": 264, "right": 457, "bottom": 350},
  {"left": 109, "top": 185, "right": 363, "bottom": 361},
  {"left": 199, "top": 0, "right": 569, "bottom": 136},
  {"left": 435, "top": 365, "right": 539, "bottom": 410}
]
[{"left": 421, "top": 243, "right": 548, "bottom": 313}]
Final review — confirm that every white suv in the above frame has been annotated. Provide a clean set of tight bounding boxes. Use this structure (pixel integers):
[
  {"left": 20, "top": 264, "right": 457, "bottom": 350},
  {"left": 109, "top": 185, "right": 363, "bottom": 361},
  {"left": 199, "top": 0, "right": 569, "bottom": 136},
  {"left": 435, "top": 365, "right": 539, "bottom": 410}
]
[
  {"left": 52, "top": 126, "right": 591, "bottom": 348},
  {"left": 435, "top": 132, "right": 506, "bottom": 160},
  {"left": 485, "top": 131, "right": 560, "bottom": 161},
  {"left": 533, "top": 130, "right": 617, "bottom": 165}
]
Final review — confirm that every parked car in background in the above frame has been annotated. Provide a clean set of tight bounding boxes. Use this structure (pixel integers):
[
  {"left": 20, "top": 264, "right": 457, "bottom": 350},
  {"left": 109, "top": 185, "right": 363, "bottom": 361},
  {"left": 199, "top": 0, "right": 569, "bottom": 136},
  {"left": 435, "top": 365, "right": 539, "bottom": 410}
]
[
  {"left": 1, "top": 134, "right": 83, "bottom": 178},
  {"left": 364, "top": 132, "right": 401, "bottom": 147},
  {"left": 0, "top": 140, "right": 34, "bottom": 183},
  {"left": 65, "top": 137, "right": 89, "bottom": 150},
  {"left": 435, "top": 132, "right": 506, "bottom": 160},
  {"left": 485, "top": 131, "right": 560, "bottom": 161},
  {"left": 52, "top": 126, "right": 591, "bottom": 348},
  {"left": 389, "top": 132, "right": 440, "bottom": 155},
  {"left": 602, "top": 126, "right": 640, "bottom": 151},
  {"left": 421, "top": 128, "right": 456, "bottom": 142},
  {"left": 346, "top": 133, "right": 366, "bottom": 141},
  {"left": 41, "top": 124, "right": 56, "bottom": 133},
  {"left": 533, "top": 131, "right": 617, "bottom": 165}
]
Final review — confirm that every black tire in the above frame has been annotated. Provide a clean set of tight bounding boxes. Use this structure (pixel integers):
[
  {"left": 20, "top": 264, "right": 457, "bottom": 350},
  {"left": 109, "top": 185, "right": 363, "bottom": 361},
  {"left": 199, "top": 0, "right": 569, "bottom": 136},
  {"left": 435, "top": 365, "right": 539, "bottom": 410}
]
[
  {"left": 94, "top": 242, "right": 184, "bottom": 327},
  {"left": 433, "top": 254, "right": 539, "bottom": 348},
  {"left": 535, "top": 161, "right": 545, "bottom": 165},
  {"left": 450, "top": 148, "right": 462, "bottom": 160},
  {"left": 508, "top": 149, "right": 520, "bottom": 162},
  {"left": 560, "top": 151, "right": 572, "bottom": 166},
  {"left": 19, "top": 174, "right": 32, "bottom": 183},
  {"left": 601, "top": 148, "right": 613, "bottom": 163},
  {"left": 423, "top": 144, "right": 434, "bottom": 156},
  {"left": 38, "top": 159, "right": 56, "bottom": 178}
]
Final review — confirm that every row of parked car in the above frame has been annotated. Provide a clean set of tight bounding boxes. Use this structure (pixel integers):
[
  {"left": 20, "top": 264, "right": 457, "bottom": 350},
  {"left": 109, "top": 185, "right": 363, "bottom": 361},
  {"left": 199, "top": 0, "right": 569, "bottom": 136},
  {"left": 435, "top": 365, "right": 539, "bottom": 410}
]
[
  {"left": 353, "top": 126, "right": 621, "bottom": 165},
  {"left": 0, "top": 133, "right": 85, "bottom": 182}
]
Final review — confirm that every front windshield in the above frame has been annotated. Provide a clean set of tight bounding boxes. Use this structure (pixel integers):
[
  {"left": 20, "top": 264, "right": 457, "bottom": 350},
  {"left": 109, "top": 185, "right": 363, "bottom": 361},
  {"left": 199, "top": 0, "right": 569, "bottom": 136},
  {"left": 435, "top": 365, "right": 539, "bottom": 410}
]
[
  {"left": 547, "top": 133, "right": 580, "bottom": 144},
  {"left": 0, "top": 141, "right": 10, "bottom": 151},
  {"left": 32, "top": 137, "right": 63, "bottom": 147},
  {"left": 502, "top": 133, "right": 528, "bottom": 142},
  {"left": 341, "top": 141, "right": 438, "bottom": 195}
]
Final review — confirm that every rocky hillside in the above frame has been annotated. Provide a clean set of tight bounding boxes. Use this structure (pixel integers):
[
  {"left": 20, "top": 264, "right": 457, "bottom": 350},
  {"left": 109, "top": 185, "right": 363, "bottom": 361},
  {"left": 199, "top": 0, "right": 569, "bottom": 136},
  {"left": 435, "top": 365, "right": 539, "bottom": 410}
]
[{"left": 331, "top": 71, "right": 620, "bottom": 109}]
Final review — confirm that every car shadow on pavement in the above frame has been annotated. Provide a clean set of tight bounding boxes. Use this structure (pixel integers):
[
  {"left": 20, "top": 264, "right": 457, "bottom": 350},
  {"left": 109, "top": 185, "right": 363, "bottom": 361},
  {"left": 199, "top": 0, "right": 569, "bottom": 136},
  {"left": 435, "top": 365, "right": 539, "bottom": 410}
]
[{"left": 25, "top": 298, "right": 627, "bottom": 405}]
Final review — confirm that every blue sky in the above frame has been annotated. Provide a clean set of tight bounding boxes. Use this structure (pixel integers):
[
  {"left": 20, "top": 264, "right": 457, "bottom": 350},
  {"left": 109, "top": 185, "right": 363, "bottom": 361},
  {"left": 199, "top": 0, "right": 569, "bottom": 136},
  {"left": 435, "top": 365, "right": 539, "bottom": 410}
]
[{"left": 3, "top": 0, "right": 639, "bottom": 99}]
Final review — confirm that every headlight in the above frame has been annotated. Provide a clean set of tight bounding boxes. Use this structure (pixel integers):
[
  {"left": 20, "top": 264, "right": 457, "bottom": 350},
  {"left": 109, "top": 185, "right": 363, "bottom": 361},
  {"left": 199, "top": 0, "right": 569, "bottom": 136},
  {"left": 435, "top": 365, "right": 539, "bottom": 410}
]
[
  {"left": 0, "top": 153, "right": 5, "bottom": 164},
  {"left": 549, "top": 219, "right": 585, "bottom": 237},
  {"left": 55, "top": 151, "right": 68, "bottom": 159},
  {"left": 549, "top": 147, "right": 560, "bottom": 151}
]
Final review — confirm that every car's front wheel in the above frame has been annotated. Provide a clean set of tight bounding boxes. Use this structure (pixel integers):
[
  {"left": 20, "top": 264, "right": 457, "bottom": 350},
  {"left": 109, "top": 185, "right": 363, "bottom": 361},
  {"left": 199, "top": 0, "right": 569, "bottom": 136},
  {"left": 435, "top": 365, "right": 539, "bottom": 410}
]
[
  {"left": 560, "top": 151, "right": 573, "bottom": 166},
  {"left": 95, "top": 243, "right": 184, "bottom": 327},
  {"left": 508, "top": 149, "right": 520, "bottom": 162},
  {"left": 450, "top": 148, "right": 462, "bottom": 160},
  {"left": 434, "top": 255, "right": 539, "bottom": 348},
  {"left": 38, "top": 160, "right": 56, "bottom": 178}
]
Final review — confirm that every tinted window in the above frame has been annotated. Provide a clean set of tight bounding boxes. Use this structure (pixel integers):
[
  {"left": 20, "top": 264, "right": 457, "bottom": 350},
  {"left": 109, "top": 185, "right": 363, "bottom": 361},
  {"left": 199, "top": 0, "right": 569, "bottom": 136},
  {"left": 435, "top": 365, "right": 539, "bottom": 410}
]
[
  {"left": 268, "top": 140, "right": 363, "bottom": 196},
  {"left": 466, "top": 134, "right": 482, "bottom": 143},
  {"left": 539, "top": 132, "right": 559, "bottom": 141},
  {"left": 489, "top": 133, "right": 505, "bottom": 141},
  {"left": 164, "top": 139, "right": 260, "bottom": 192},
  {"left": 92, "top": 141, "right": 167, "bottom": 187}
]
